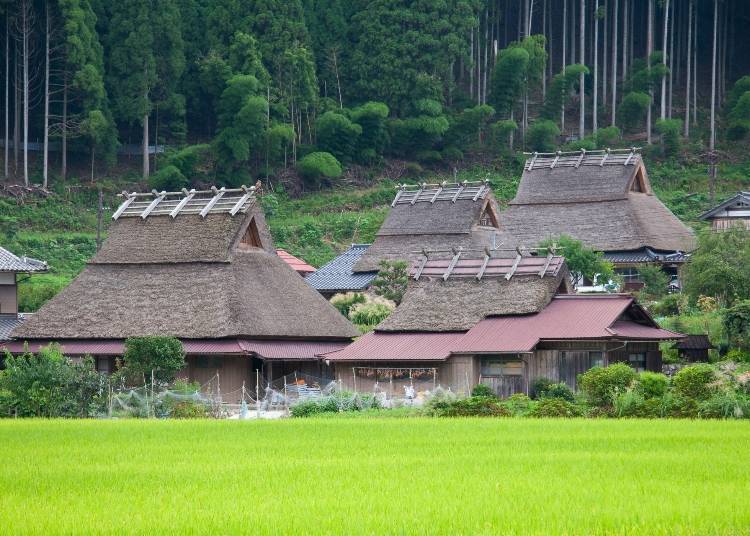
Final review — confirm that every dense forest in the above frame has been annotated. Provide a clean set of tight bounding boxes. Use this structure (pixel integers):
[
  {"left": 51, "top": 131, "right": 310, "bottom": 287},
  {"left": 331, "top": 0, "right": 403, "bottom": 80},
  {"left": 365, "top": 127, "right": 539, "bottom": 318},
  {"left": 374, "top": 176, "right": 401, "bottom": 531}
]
[{"left": 0, "top": 0, "right": 749, "bottom": 193}]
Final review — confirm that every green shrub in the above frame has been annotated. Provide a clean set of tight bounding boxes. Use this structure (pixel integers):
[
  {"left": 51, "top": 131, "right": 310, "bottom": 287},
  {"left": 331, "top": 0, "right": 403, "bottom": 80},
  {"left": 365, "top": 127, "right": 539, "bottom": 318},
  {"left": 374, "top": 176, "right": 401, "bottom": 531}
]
[
  {"left": 402, "top": 162, "right": 424, "bottom": 177},
  {"left": 290, "top": 392, "right": 381, "bottom": 417},
  {"left": 649, "top": 294, "right": 681, "bottom": 317},
  {"left": 530, "top": 377, "right": 553, "bottom": 399},
  {"left": 316, "top": 111, "right": 362, "bottom": 163},
  {"left": 415, "top": 150, "right": 443, "bottom": 164},
  {"left": 539, "top": 382, "right": 575, "bottom": 402},
  {"left": 725, "top": 349, "right": 750, "bottom": 363},
  {"left": 296, "top": 152, "right": 343, "bottom": 187},
  {"left": 656, "top": 118, "right": 683, "bottom": 157},
  {"left": 723, "top": 300, "right": 750, "bottom": 353},
  {"left": 638, "top": 371, "right": 669, "bottom": 399},
  {"left": 329, "top": 292, "right": 366, "bottom": 317},
  {"left": 428, "top": 396, "right": 510, "bottom": 417},
  {"left": 441, "top": 147, "right": 464, "bottom": 162},
  {"left": 123, "top": 337, "right": 186, "bottom": 385},
  {"left": 579, "top": 363, "right": 637, "bottom": 407},
  {"left": 348, "top": 299, "right": 394, "bottom": 326},
  {"left": 526, "top": 120, "right": 560, "bottom": 152},
  {"left": 529, "top": 398, "right": 582, "bottom": 418},
  {"left": 501, "top": 393, "right": 533, "bottom": 416},
  {"left": 471, "top": 384, "right": 496, "bottom": 398},
  {"left": 594, "top": 126, "right": 622, "bottom": 148},
  {"left": 672, "top": 364, "right": 716, "bottom": 401},
  {"left": 150, "top": 164, "right": 189, "bottom": 191},
  {"left": 699, "top": 390, "right": 750, "bottom": 419},
  {"left": 619, "top": 92, "right": 651, "bottom": 132}
]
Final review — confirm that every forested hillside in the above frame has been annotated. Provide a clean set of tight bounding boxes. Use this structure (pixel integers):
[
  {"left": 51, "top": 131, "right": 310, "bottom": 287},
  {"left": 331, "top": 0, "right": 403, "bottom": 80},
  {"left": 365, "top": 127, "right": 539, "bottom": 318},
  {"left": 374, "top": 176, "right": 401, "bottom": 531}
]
[{"left": 2, "top": 0, "right": 750, "bottom": 311}]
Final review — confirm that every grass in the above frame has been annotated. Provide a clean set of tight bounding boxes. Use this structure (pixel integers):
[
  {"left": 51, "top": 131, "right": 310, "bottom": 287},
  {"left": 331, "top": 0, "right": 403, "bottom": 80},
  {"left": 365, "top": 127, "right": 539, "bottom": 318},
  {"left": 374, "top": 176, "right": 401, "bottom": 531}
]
[{"left": 0, "top": 418, "right": 748, "bottom": 535}]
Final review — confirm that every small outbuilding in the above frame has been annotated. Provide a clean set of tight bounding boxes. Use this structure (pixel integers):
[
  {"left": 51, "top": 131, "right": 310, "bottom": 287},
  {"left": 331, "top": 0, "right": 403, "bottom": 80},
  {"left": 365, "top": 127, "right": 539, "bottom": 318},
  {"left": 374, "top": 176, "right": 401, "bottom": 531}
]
[
  {"left": 698, "top": 191, "right": 750, "bottom": 231},
  {"left": 672, "top": 335, "right": 715, "bottom": 362},
  {"left": 0, "top": 246, "right": 47, "bottom": 342}
]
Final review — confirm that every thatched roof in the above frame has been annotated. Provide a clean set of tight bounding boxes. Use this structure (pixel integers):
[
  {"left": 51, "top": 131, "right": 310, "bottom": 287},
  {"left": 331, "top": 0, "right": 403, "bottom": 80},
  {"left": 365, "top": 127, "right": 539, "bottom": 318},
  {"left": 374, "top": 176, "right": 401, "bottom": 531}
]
[
  {"left": 353, "top": 182, "right": 501, "bottom": 272},
  {"left": 499, "top": 150, "right": 696, "bottom": 253},
  {"left": 14, "top": 189, "right": 357, "bottom": 341},
  {"left": 377, "top": 254, "right": 571, "bottom": 332}
]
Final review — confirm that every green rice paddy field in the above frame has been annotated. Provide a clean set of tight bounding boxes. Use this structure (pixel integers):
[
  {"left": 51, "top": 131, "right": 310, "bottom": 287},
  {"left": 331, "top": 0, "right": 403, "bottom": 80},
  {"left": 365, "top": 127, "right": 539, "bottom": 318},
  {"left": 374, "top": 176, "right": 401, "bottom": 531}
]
[{"left": 0, "top": 419, "right": 749, "bottom": 535}]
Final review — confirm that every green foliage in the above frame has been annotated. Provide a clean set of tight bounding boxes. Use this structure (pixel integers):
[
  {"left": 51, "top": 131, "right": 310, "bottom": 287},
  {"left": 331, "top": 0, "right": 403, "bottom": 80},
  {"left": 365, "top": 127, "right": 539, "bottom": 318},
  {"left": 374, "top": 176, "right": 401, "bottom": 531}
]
[
  {"left": 579, "top": 363, "right": 637, "bottom": 407},
  {"left": 699, "top": 390, "right": 750, "bottom": 419},
  {"left": 638, "top": 264, "right": 670, "bottom": 299},
  {"left": 389, "top": 99, "right": 449, "bottom": 156},
  {"left": 0, "top": 345, "right": 106, "bottom": 418},
  {"left": 151, "top": 144, "right": 213, "bottom": 190},
  {"left": 489, "top": 47, "right": 530, "bottom": 117},
  {"left": 350, "top": 102, "right": 390, "bottom": 163},
  {"left": 329, "top": 292, "right": 366, "bottom": 317},
  {"left": 538, "top": 234, "right": 614, "bottom": 286},
  {"left": 649, "top": 294, "right": 682, "bottom": 317},
  {"left": 542, "top": 64, "right": 589, "bottom": 121},
  {"left": 530, "top": 377, "right": 553, "bottom": 399},
  {"left": 672, "top": 364, "right": 716, "bottom": 401},
  {"left": 315, "top": 111, "right": 362, "bottom": 163},
  {"left": 490, "top": 119, "right": 518, "bottom": 149},
  {"left": 297, "top": 152, "right": 343, "bottom": 187},
  {"left": 529, "top": 398, "right": 582, "bottom": 418},
  {"left": 17, "top": 275, "right": 69, "bottom": 313},
  {"left": 501, "top": 393, "right": 533, "bottom": 416},
  {"left": 723, "top": 300, "right": 750, "bottom": 352},
  {"left": 289, "top": 391, "right": 381, "bottom": 417},
  {"left": 619, "top": 92, "right": 651, "bottom": 132},
  {"left": 122, "top": 337, "right": 186, "bottom": 384},
  {"left": 727, "top": 91, "right": 750, "bottom": 141},
  {"left": 537, "top": 382, "right": 575, "bottom": 402},
  {"left": 445, "top": 105, "right": 495, "bottom": 150},
  {"left": 594, "top": 126, "right": 622, "bottom": 148},
  {"left": 638, "top": 371, "right": 669, "bottom": 399},
  {"left": 471, "top": 384, "right": 496, "bottom": 398},
  {"left": 348, "top": 298, "right": 395, "bottom": 327},
  {"left": 683, "top": 228, "right": 750, "bottom": 307},
  {"left": 150, "top": 165, "right": 188, "bottom": 191},
  {"left": 427, "top": 396, "right": 510, "bottom": 417},
  {"left": 656, "top": 119, "right": 683, "bottom": 157},
  {"left": 526, "top": 120, "right": 560, "bottom": 152},
  {"left": 371, "top": 260, "right": 409, "bottom": 304}
]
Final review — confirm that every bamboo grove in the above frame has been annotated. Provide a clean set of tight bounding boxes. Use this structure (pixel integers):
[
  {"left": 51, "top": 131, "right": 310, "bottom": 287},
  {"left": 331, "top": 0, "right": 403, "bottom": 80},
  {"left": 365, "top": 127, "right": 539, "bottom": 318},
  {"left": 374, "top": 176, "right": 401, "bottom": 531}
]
[{"left": 0, "top": 1, "right": 748, "bottom": 190}]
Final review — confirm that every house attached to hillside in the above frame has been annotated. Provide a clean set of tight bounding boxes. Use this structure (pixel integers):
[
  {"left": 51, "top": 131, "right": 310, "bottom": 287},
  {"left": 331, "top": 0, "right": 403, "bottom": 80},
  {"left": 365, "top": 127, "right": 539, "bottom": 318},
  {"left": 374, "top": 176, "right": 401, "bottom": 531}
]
[
  {"left": 308, "top": 181, "right": 502, "bottom": 296},
  {"left": 6, "top": 187, "right": 358, "bottom": 400},
  {"left": 0, "top": 247, "right": 47, "bottom": 342},
  {"left": 323, "top": 251, "right": 680, "bottom": 397},
  {"left": 497, "top": 149, "right": 696, "bottom": 289},
  {"left": 698, "top": 191, "right": 750, "bottom": 231}
]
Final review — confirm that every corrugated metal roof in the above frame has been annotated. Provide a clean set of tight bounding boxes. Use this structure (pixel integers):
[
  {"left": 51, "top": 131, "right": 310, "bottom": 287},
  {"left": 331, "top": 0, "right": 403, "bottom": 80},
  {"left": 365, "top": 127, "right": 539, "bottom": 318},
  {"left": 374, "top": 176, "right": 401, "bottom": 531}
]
[
  {"left": 0, "top": 247, "right": 47, "bottom": 273},
  {"left": 0, "top": 314, "right": 30, "bottom": 341},
  {"left": 322, "top": 332, "right": 464, "bottom": 361},
  {"left": 609, "top": 320, "right": 683, "bottom": 340},
  {"left": 1, "top": 338, "right": 347, "bottom": 360},
  {"left": 306, "top": 244, "right": 377, "bottom": 292},
  {"left": 276, "top": 249, "right": 316, "bottom": 275}
]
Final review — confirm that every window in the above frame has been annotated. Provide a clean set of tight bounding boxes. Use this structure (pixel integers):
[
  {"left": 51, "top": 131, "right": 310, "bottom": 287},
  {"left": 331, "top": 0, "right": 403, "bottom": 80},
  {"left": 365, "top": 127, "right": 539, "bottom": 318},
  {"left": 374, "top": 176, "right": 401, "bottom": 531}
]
[
  {"left": 628, "top": 353, "right": 647, "bottom": 372},
  {"left": 615, "top": 267, "right": 640, "bottom": 283},
  {"left": 196, "top": 357, "right": 223, "bottom": 369},
  {"left": 481, "top": 357, "right": 523, "bottom": 377},
  {"left": 478, "top": 206, "right": 499, "bottom": 228},
  {"left": 240, "top": 218, "right": 263, "bottom": 249},
  {"left": 589, "top": 351, "right": 604, "bottom": 368}
]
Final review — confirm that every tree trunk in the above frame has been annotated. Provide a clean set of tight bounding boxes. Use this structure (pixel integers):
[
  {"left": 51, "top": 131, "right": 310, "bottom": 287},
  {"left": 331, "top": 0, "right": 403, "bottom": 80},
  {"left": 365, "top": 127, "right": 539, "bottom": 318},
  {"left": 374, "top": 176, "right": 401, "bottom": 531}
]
[
  {"left": 143, "top": 113, "right": 150, "bottom": 181},
  {"left": 684, "top": 0, "right": 692, "bottom": 137},
  {"left": 593, "top": 0, "right": 599, "bottom": 133},
  {"left": 61, "top": 77, "right": 67, "bottom": 180},
  {"left": 13, "top": 47, "right": 19, "bottom": 177},
  {"left": 4, "top": 14, "right": 8, "bottom": 179},
  {"left": 611, "top": 0, "right": 618, "bottom": 127},
  {"left": 603, "top": 0, "right": 607, "bottom": 114},
  {"left": 542, "top": 0, "right": 547, "bottom": 98},
  {"left": 483, "top": 8, "right": 488, "bottom": 105},
  {"left": 668, "top": 0, "right": 674, "bottom": 118},
  {"left": 22, "top": 1, "right": 29, "bottom": 187},
  {"left": 562, "top": 0, "right": 567, "bottom": 134},
  {"left": 646, "top": 0, "right": 654, "bottom": 144},
  {"left": 710, "top": 0, "right": 718, "bottom": 152},
  {"left": 621, "top": 0, "right": 628, "bottom": 83},
  {"left": 469, "top": 28, "right": 474, "bottom": 98},
  {"left": 579, "top": 0, "right": 585, "bottom": 140},
  {"left": 692, "top": 6, "right": 697, "bottom": 127},
  {"left": 43, "top": 6, "right": 50, "bottom": 189},
  {"left": 660, "top": 0, "right": 670, "bottom": 121}
]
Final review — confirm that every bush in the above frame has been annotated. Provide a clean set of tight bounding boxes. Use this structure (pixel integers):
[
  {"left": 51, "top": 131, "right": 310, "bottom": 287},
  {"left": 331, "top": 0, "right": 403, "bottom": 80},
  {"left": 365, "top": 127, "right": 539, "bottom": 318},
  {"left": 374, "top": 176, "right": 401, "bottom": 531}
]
[
  {"left": 579, "top": 363, "right": 637, "bottom": 407},
  {"left": 594, "top": 126, "right": 622, "bottom": 148},
  {"left": 649, "top": 294, "right": 681, "bottom": 317},
  {"left": 638, "top": 371, "right": 669, "bottom": 399},
  {"left": 296, "top": 152, "right": 343, "bottom": 187},
  {"left": 619, "top": 92, "right": 651, "bottom": 132},
  {"left": 725, "top": 349, "right": 750, "bottom": 363},
  {"left": 330, "top": 292, "right": 366, "bottom": 317},
  {"left": 529, "top": 398, "right": 582, "bottom": 418},
  {"left": 672, "top": 364, "right": 716, "bottom": 401},
  {"left": 427, "top": 396, "right": 510, "bottom": 417},
  {"left": 501, "top": 393, "right": 533, "bottom": 416},
  {"left": 526, "top": 120, "right": 560, "bottom": 152},
  {"left": 613, "top": 389, "right": 664, "bottom": 418},
  {"left": 123, "top": 336, "right": 186, "bottom": 385},
  {"left": 150, "top": 164, "right": 189, "bottom": 191},
  {"left": 471, "top": 384, "right": 496, "bottom": 398},
  {"left": 530, "top": 377, "right": 553, "bottom": 399},
  {"left": 315, "top": 111, "right": 362, "bottom": 163},
  {"left": 289, "top": 391, "right": 381, "bottom": 417},
  {"left": 348, "top": 298, "right": 395, "bottom": 326},
  {"left": 723, "top": 300, "right": 750, "bottom": 353},
  {"left": 538, "top": 382, "right": 575, "bottom": 402},
  {"left": 698, "top": 390, "right": 750, "bottom": 419},
  {"left": 656, "top": 118, "right": 682, "bottom": 157},
  {"left": 415, "top": 150, "right": 443, "bottom": 164}
]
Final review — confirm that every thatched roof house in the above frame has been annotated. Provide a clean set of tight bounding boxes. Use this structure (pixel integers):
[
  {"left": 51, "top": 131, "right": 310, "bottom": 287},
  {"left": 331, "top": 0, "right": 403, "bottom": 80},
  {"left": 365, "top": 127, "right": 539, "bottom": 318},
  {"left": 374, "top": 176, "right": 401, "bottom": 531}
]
[
  {"left": 324, "top": 251, "right": 680, "bottom": 397},
  {"left": 497, "top": 149, "right": 695, "bottom": 287},
  {"left": 9, "top": 187, "right": 357, "bottom": 399},
  {"left": 353, "top": 181, "right": 502, "bottom": 273}
]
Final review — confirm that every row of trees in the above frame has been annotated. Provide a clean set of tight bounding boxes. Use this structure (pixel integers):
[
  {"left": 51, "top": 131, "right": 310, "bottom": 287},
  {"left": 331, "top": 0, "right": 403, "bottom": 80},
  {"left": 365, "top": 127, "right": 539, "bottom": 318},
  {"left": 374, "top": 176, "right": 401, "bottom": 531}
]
[{"left": 1, "top": 1, "right": 747, "bottom": 189}]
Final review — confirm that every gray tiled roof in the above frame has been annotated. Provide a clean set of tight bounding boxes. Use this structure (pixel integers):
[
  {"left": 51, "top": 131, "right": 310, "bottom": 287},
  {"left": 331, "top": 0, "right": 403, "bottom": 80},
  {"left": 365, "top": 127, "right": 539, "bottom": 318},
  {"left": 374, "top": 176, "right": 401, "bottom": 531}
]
[
  {"left": 0, "top": 314, "right": 30, "bottom": 341},
  {"left": 603, "top": 248, "right": 689, "bottom": 264},
  {"left": 0, "top": 247, "right": 47, "bottom": 273},
  {"left": 306, "top": 244, "right": 377, "bottom": 292}
]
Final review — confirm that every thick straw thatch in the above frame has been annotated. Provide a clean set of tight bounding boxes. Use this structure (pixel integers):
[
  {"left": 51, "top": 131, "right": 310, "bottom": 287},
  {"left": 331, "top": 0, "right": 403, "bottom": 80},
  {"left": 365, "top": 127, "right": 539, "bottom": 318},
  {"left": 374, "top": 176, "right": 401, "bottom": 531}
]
[
  {"left": 500, "top": 157, "right": 695, "bottom": 252},
  {"left": 14, "top": 199, "right": 357, "bottom": 341},
  {"left": 354, "top": 191, "right": 500, "bottom": 272},
  {"left": 377, "top": 262, "right": 571, "bottom": 332}
]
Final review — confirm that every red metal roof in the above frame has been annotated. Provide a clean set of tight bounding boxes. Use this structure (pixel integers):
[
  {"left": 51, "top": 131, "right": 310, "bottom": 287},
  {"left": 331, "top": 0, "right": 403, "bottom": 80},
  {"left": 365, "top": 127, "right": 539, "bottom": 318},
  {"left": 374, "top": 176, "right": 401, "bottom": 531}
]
[
  {"left": 276, "top": 249, "right": 316, "bottom": 275},
  {"left": 1, "top": 338, "right": 347, "bottom": 360},
  {"left": 322, "top": 332, "right": 465, "bottom": 362},
  {"left": 455, "top": 295, "right": 682, "bottom": 354}
]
